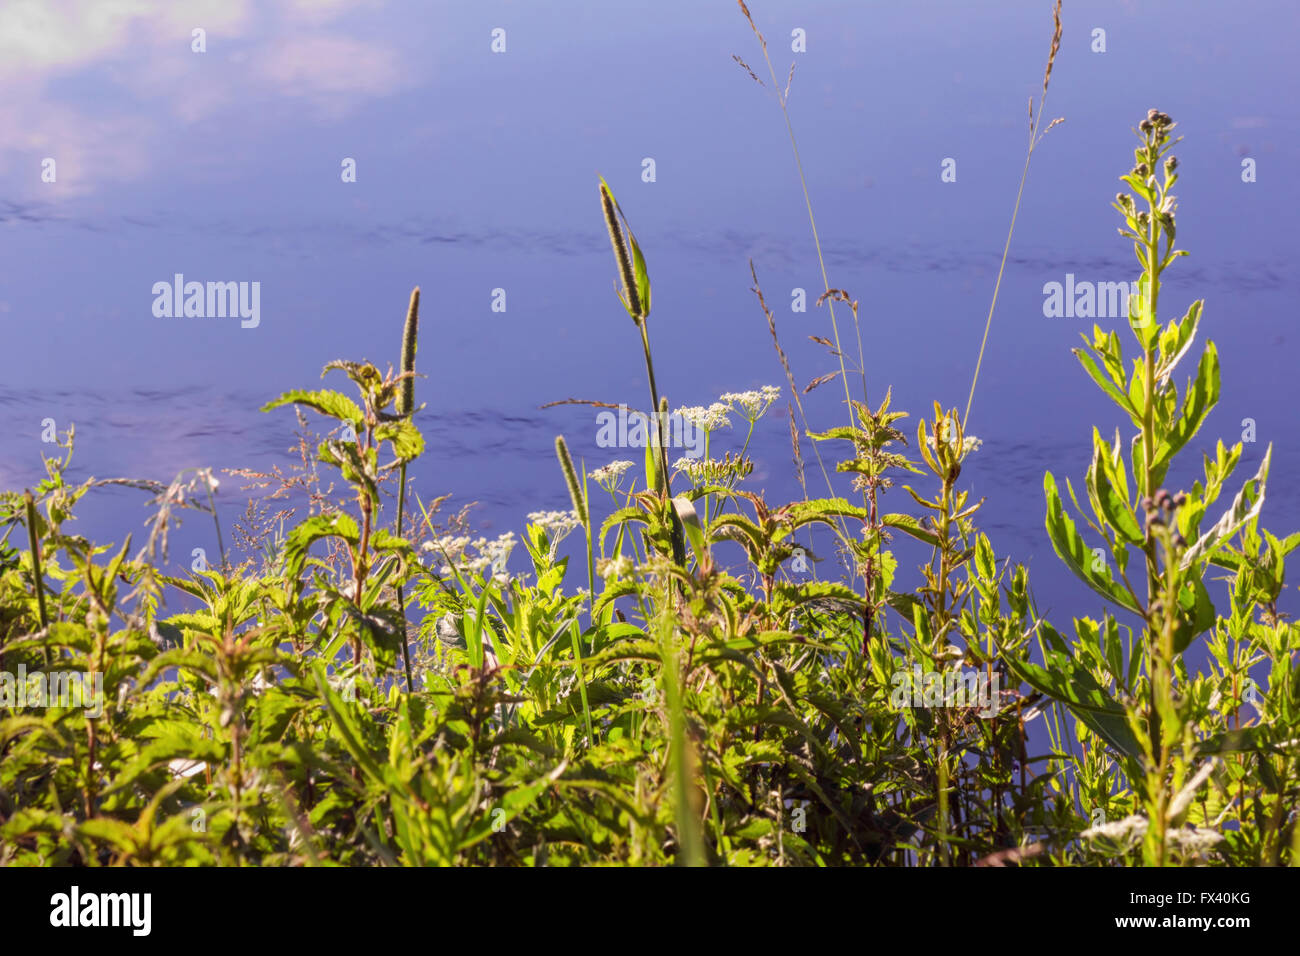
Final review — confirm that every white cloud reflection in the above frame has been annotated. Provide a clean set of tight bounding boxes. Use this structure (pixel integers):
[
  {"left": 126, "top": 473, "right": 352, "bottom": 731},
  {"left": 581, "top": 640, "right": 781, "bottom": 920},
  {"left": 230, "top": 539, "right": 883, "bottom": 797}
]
[{"left": 0, "top": 0, "right": 406, "bottom": 196}]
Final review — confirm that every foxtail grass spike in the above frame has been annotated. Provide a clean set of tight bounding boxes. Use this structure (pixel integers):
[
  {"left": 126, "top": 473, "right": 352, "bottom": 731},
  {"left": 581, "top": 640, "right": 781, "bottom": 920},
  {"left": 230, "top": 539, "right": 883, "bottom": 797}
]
[
  {"left": 555, "top": 435, "right": 588, "bottom": 527},
  {"left": 600, "top": 184, "right": 641, "bottom": 319},
  {"left": 397, "top": 286, "right": 420, "bottom": 417},
  {"left": 395, "top": 286, "right": 420, "bottom": 694}
]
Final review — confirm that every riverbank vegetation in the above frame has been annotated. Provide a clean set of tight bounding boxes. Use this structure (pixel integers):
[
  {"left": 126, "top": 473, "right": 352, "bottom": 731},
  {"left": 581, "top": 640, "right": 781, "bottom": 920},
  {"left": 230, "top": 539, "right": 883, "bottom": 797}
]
[{"left": 1, "top": 4, "right": 1295, "bottom": 867}]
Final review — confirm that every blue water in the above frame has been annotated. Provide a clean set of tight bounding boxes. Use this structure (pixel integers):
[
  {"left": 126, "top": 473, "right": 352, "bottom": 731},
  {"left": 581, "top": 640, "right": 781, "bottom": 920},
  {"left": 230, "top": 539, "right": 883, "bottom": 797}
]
[{"left": 2, "top": 0, "right": 1297, "bottom": 636}]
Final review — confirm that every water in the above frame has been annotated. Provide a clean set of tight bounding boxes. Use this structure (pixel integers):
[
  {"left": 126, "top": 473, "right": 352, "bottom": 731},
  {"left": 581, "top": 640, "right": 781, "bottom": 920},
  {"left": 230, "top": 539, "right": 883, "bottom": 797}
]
[{"left": 2, "top": 0, "right": 1297, "bottom": 633}]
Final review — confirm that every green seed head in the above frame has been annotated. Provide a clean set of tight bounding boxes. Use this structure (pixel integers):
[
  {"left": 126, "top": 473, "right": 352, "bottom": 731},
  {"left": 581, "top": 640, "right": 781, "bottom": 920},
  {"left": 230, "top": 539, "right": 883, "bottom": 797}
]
[
  {"left": 397, "top": 286, "right": 420, "bottom": 417},
  {"left": 600, "top": 183, "right": 642, "bottom": 320},
  {"left": 555, "top": 435, "right": 588, "bottom": 527}
]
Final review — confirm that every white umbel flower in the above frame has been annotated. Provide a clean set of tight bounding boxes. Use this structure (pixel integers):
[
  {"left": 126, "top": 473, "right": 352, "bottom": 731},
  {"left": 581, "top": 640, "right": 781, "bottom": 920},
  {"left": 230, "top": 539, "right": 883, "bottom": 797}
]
[{"left": 720, "top": 385, "right": 781, "bottom": 422}]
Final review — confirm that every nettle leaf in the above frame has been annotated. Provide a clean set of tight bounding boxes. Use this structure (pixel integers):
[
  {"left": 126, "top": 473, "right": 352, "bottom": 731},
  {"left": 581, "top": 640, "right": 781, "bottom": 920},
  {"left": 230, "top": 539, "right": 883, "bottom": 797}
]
[
  {"left": 787, "top": 497, "right": 869, "bottom": 527},
  {"left": 319, "top": 440, "right": 378, "bottom": 503},
  {"left": 261, "top": 389, "right": 363, "bottom": 426},
  {"left": 771, "top": 581, "right": 866, "bottom": 616},
  {"left": 1044, "top": 472, "right": 1141, "bottom": 615},
  {"left": 1181, "top": 444, "right": 1271, "bottom": 571},
  {"left": 882, "top": 512, "right": 940, "bottom": 548},
  {"left": 323, "top": 359, "right": 383, "bottom": 392},
  {"left": 344, "top": 601, "right": 404, "bottom": 670},
  {"left": 599, "top": 507, "right": 651, "bottom": 551},
  {"left": 374, "top": 419, "right": 424, "bottom": 462},
  {"left": 709, "top": 514, "right": 765, "bottom": 556},
  {"left": 284, "top": 513, "right": 359, "bottom": 582}
]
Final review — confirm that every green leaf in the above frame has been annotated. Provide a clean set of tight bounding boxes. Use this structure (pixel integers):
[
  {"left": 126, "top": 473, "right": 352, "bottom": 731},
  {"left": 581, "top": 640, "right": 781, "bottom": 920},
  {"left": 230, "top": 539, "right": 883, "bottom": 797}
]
[
  {"left": 284, "top": 513, "right": 359, "bottom": 582},
  {"left": 1073, "top": 347, "right": 1138, "bottom": 423},
  {"left": 630, "top": 234, "right": 651, "bottom": 318},
  {"left": 671, "top": 496, "right": 706, "bottom": 564},
  {"left": 323, "top": 360, "right": 383, "bottom": 392},
  {"left": 1154, "top": 299, "right": 1203, "bottom": 388},
  {"left": 644, "top": 435, "right": 659, "bottom": 493},
  {"left": 881, "top": 512, "right": 940, "bottom": 548},
  {"left": 1001, "top": 624, "right": 1142, "bottom": 760},
  {"left": 1171, "top": 574, "right": 1214, "bottom": 654},
  {"left": 319, "top": 440, "right": 378, "bottom": 504},
  {"left": 1181, "top": 444, "right": 1271, "bottom": 570},
  {"left": 1087, "top": 429, "right": 1142, "bottom": 543},
  {"left": 1044, "top": 472, "right": 1141, "bottom": 614},
  {"left": 374, "top": 420, "right": 425, "bottom": 462},
  {"left": 1154, "top": 342, "right": 1219, "bottom": 470},
  {"left": 261, "top": 389, "right": 363, "bottom": 426}
]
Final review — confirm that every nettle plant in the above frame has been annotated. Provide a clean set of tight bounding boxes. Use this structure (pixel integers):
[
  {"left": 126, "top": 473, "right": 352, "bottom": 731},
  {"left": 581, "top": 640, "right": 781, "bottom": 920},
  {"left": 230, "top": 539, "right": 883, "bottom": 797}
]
[
  {"left": 1012, "top": 111, "right": 1299, "bottom": 865},
  {"left": 261, "top": 350, "right": 423, "bottom": 680}
]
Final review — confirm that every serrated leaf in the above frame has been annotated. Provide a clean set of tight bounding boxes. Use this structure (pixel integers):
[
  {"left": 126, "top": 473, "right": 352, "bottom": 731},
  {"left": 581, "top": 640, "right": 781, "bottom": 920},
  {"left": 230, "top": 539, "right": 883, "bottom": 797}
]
[{"left": 261, "top": 389, "right": 363, "bottom": 426}]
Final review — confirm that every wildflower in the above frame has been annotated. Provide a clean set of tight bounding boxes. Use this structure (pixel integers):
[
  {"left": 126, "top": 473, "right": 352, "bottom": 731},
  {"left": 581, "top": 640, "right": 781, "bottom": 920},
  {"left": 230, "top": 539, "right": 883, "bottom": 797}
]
[
  {"left": 527, "top": 509, "right": 582, "bottom": 543},
  {"left": 673, "top": 456, "right": 709, "bottom": 483},
  {"left": 472, "top": 532, "right": 516, "bottom": 580},
  {"left": 1080, "top": 814, "right": 1223, "bottom": 858},
  {"left": 598, "top": 554, "right": 633, "bottom": 581},
  {"left": 720, "top": 385, "right": 781, "bottom": 423},
  {"left": 925, "top": 431, "right": 983, "bottom": 457},
  {"left": 589, "top": 459, "right": 634, "bottom": 492},
  {"left": 672, "top": 453, "right": 752, "bottom": 485},
  {"left": 422, "top": 532, "right": 514, "bottom": 580},
  {"left": 676, "top": 402, "right": 732, "bottom": 431},
  {"left": 422, "top": 534, "right": 470, "bottom": 571}
]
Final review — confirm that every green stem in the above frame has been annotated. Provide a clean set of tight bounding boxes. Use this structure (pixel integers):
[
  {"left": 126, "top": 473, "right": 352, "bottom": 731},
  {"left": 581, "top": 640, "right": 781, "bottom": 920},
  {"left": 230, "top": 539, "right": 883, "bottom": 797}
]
[{"left": 396, "top": 463, "right": 414, "bottom": 694}]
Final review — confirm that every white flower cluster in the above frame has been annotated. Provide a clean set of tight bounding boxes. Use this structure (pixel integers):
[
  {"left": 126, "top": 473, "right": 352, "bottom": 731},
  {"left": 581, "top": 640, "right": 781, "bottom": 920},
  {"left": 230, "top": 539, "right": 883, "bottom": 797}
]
[
  {"left": 1080, "top": 814, "right": 1224, "bottom": 857},
  {"left": 926, "top": 431, "right": 983, "bottom": 457},
  {"left": 676, "top": 402, "right": 732, "bottom": 431},
  {"left": 589, "top": 459, "right": 634, "bottom": 491},
  {"left": 598, "top": 554, "right": 632, "bottom": 581},
  {"left": 720, "top": 385, "right": 781, "bottom": 422},
  {"left": 672, "top": 456, "right": 711, "bottom": 482},
  {"left": 421, "top": 531, "right": 516, "bottom": 580},
  {"left": 527, "top": 509, "right": 582, "bottom": 543}
]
